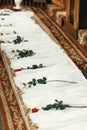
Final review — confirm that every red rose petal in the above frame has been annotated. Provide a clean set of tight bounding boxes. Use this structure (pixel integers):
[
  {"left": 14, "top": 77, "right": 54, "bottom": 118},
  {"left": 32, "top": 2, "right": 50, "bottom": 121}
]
[
  {"left": 14, "top": 68, "right": 23, "bottom": 72},
  {"left": 0, "top": 40, "right": 5, "bottom": 44},
  {"left": 32, "top": 108, "right": 39, "bottom": 113}
]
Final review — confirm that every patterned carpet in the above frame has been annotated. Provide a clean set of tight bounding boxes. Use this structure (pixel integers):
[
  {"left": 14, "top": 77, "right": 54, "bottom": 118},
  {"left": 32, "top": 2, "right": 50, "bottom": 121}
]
[
  {"left": 31, "top": 7, "right": 87, "bottom": 70},
  {"left": 0, "top": 59, "right": 27, "bottom": 130},
  {"left": 0, "top": 56, "right": 38, "bottom": 130},
  {"left": 0, "top": 114, "right": 4, "bottom": 130}
]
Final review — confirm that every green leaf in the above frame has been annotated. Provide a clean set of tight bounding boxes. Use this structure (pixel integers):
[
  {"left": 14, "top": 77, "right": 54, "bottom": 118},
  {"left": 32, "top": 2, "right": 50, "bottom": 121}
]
[
  {"left": 27, "top": 66, "right": 30, "bottom": 69},
  {"left": 55, "top": 99, "right": 59, "bottom": 103},
  {"left": 22, "top": 83, "right": 26, "bottom": 86},
  {"left": 12, "top": 50, "right": 15, "bottom": 52},
  {"left": 39, "top": 64, "right": 43, "bottom": 68},
  {"left": 52, "top": 103, "right": 58, "bottom": 108},
  {"left": 43, "top": 77, "right": 47, "bottom": 81},
  {"left": 60, "top": 105, "right": 66, "bottom": 110},
  {"left": 42, "top": 104, "right": 52, "bottom": 110},
  {"left": 31, "top": 65, "right": 38, "bottom": 69},
  {"left": 24, "top": 40, "right": 28, "bottom": 42},
  {"left": 37, "top": 79, "right": 47, "bottom": 84},
  {"left": 16, "top": 49, "right": 35, "bottom": 58},
  {"left": 13, "top": 35, "right": 26, "bottom": 44},
  {"left": 0, "top": 33, "right": 3, "bottom": 35},
  {"left": 28, "top": 81, "right": 32, "bottom": 87},
  {"left": 13, "top": 31, "right": 16, "bottom": 34},
  {"left": 58, "top": 101, "right": 63, "bottom": 107},
  {"left": 33, "top": 82, "right": 36, "bottom": 86},
  {"left": 55, "top": 105, "right": 60, "bottom": 110},
  {"left": 37, "top": 79, "right": 43, "bottom": 84},
  {"left": 32, "top": 78, "right": 36, "bottom": 82}
]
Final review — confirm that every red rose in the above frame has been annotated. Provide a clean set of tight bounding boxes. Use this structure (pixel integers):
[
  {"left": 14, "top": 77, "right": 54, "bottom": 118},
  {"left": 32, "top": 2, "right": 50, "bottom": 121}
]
[
  {"left": 32, "top": 108, "right": 39, "bottom": 113},
  {"left": 14, "top": 68, "right": 23, "bottom": 72},
  {"left": 0, "top": 40, "right": 5, "bottom": 44}
]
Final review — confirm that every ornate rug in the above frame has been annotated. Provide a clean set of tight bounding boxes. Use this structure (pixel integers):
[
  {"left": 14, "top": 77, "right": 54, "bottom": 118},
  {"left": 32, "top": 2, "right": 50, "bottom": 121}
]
[
  {"left": 0, "top": 59, "right": 26, "bottom": 130},
  {"left": 0, "top": 114, "right": 4, "bottom": 130},
  {"left": 31, "top": 7, "right": 87, "bottom": 70},
  {"left": 0, "top": 57, "right": 37, "bottom": 130}
]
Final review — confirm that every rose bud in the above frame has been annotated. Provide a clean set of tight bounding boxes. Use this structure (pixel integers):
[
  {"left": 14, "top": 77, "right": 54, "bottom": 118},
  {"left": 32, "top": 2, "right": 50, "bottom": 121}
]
[
  {"left": 0, "top": 40, "right": 5, "bottom": 44},
  {"left": 14, "top": 68, "right": 23, "bottom": 72},
  {"left": 32, "top": 108, "right": 39, "bottom": 113}
]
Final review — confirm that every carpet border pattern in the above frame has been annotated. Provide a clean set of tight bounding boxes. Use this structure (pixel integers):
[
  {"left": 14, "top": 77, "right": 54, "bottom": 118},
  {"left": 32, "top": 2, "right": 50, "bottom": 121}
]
[
  {"left": 31, "top": 7, "right": 87, "bottom": 70},
  {"left": 0, "top": 51, "right": 38, "bottom": 130}
]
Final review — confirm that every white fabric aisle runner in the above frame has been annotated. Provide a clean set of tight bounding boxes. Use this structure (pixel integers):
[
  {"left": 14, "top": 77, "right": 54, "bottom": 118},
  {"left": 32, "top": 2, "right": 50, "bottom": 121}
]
[{"left": 0, "top": 9, "right": 87, "bottom": 130}]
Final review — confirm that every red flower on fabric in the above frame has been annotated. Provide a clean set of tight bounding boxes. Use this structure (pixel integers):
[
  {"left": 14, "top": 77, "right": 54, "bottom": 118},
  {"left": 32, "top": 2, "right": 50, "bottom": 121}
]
[
  {"left": 14, "top": 68, "right": 23, "bottom": 72},
  {"left": 32, "top": 108, "right": 39, "bottom": 113},
  {"left": 0, "top": 40, "right": 5, "bottom": 44}
]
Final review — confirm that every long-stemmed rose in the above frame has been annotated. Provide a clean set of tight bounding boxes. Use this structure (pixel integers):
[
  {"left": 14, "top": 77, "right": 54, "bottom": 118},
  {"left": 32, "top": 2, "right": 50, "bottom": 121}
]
[
  {"left": 31, "top": 99, "right": 87, "bottom": 113},
  {"left": 22, "top": 77, "right": 77, "bottom": 88},
  {"left": 14, "top": 64, "right": 45, "bottom": 72}
]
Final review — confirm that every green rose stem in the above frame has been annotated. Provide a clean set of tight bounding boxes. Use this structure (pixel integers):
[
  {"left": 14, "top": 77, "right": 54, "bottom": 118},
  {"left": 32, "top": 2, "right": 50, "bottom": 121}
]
[
  {"left": 70, "top": 106, "right": 87, "bottom": 108},
  {"left": 47, "top": 80, "right": 77, "bottom": 84},
  {"left": 42, "top": 100, "right": 87, "bottom": 111}
]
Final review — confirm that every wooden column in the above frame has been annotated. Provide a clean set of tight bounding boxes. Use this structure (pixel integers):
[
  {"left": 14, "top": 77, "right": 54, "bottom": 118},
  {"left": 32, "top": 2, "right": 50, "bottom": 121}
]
[
  {"left": 66, "top": 0, "right": 80, "bottom": 29},
  {"left": 74, "top": 0, "right": 80, "bottom": 29},
  {"left": 62, "top": 0, "right": 87, "bottom": 39},
  {"left": 66, "top": 0, "right": 70, "bottom": 22}
]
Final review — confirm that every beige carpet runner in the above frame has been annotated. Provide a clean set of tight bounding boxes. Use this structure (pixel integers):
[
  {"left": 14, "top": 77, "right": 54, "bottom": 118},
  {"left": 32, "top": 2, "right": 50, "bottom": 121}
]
[
  {"left": 0, "top": 58, "right": 29, "bottom": 130},
  {"left": 0, "top": 56, "right": 38, "bottom": 130}
]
